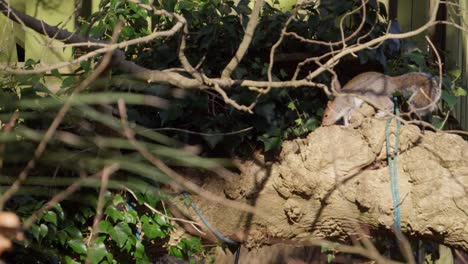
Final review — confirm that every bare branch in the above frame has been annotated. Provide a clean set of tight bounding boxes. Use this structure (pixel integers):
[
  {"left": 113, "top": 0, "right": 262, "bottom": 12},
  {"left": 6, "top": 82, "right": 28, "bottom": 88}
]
[
  {"left": 221, "top": 0, "right": 265, "bottom": 78},
  {"left": 85, "top": 164, "right": 117, "bottom": 264}
]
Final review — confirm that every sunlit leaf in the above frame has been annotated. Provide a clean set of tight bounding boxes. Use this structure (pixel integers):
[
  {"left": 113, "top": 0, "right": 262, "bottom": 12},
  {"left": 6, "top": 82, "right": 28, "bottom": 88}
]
[{"left": 68, "top": 238, "right": 87, "bottom": 254}]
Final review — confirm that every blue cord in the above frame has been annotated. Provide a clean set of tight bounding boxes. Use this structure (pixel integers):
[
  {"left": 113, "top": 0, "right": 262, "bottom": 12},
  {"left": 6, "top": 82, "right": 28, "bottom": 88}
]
[
  {"left": 182, "top": 192, "right": 238, "bottom": 245},
  {"left": 126, "top": 195, "right": 141, "bottom": 240},
  {"left": 385, "top": 97, "right": 402, "bottom": 231},
  {"left": 234, "top": 246, "right": 241, "bottom": 264},
  {"left": 183, "top": 192, "right": 240, "bottom": 264}
]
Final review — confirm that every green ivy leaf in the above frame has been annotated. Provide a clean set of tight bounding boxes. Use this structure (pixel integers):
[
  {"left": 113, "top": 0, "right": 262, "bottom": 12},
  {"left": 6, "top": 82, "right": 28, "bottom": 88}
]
[
  {"left": 143, "top": 191, "right": 160, "bottom": 207},
  {"left": 79, "top": 206, "right": 95, "bottom": 219},
  {"left": 431, "top": 115, "right": 445, "bottom": 130},
  {"left": 64, "top": 256, "right": 81, "bottom": 264},
  {"left": 39, "top": 223, "right": 48, "bottom": 240},
  {"left": 24, "top": 59, "right": 39, "bottom": 69},
  {"left": 32, "top": 82, "right": 50, "bottom": 93},
  {"left": 89, "top": 22, "right": 106, "bottom": 38},
  {"left": 305, "top": 117, "right": 318, "bottom": 130},
  {"left": 43, "top": 211, "right": 57, "bottom": 225},
  {"left": 320, "top": 245, "right": 328, "bottom": 253},
  {"left": 202, "top": 133, "right": 224, "bottom": 149},
  {"left": 54, "top": 204, "right": 65, "bottom": 221},
  {"left": 30, "top": 224, "right": 40, "bottom": 241},
  {"left": 112, "top": 194, "right": 125, "bottom": 206},
  {"left": 80, "top": 60, "right": 91, "bottom": 73},
  {"left": 453, "top": 86, "right": 467, "bottom": 97},
  {"left": 154, "top": 214, "right": 168, "bottom": 226},
  {"left": 123, "top": 236, "right": 136, "bottom": 252},
  {"left": 163, "top": 0, "right": 177, "bottom": 12},
  {"left": 57, "top": 230, "right": 69, "bottom": 246},
  {"left": 442, "top": 90, "right": 458, "bottom": 108},
  {"left": 123, "top": 210, "right": 138, "bottom": 225},
  {"left": 178, "top": 0, "right": 197, "bottom": 11},
  {"left": 169, "top": 246, "right": 184, "bottom": 259},
  {"left": 88, "top": 241, "right": 109, "bottom": 264},
  {"left": 259, "top": 133, "right": 282, "bottom": 151},
  {"left": 448, "top": 69, "right": 461, "bottom": 79},
  {"left": 68, "top": 238, "right": 87, "bottom": 254},
  {"left": 120, "top": 25, "right": 136, "bottom": 40},
  {"left": 98, "top": 220, "right": 113, "bottom": 234},
  {"left": 141, "top": 215, "right": 165, "bottom": 239},
  {"left": 407, "top": 52, "right": 425, "bottom": 67},
  {"left": 134, "top": 240, "right": 150, "bottom": 263},
  {"left": 109, "top": 223, "right": 132, "bottom": 248},
  {"left": 61, "top": 76, "right": 77, "bottom": 88},
  {"left": 105, "top": 206, "right": 124, "bottom": 222},
  {"left": 180, "top": 237, "right": 202, "bottom": 253},
  {"left": 64, "top": 226, "right": 83, "bottom": 239},
  {"left": 51, "top": 69, "right": 62, "bottom": 79}
]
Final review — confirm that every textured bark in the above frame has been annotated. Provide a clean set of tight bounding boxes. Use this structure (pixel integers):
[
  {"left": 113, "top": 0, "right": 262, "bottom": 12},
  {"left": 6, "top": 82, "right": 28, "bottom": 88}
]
[{"left": 173, "top": 112, "right": 468, "bottom": 251}]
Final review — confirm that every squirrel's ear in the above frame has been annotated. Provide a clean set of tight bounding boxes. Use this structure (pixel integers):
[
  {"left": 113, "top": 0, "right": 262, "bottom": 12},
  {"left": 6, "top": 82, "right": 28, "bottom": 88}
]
[{"left": 331, "top": 76, "right": 342, "bottom": 93}]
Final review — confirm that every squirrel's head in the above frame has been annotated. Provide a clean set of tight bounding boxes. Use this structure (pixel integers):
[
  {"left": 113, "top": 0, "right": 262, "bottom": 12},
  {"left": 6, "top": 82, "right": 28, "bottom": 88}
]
[
  {"left": 321, "top": 101, "right": 336, "bottom": 126},
  {"left": 322, "top": 97, "right": 354, "bottom": 126}
]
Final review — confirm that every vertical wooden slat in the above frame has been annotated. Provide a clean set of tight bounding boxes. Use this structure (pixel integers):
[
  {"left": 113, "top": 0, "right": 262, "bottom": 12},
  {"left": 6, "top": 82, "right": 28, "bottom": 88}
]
[
  {"left": 428, "top": 1, "right": 446, "bottom": 63},
  {"left": 388, "top": 0, "right": 398, "bottom": 20},
  {"left": 397, "top": 0, "right": 413, "bottom": 33},
  {"left": 411, "top": 0, "right": 429, "bottom": 47},
  {"left": 91, "top": 0, "right": 100, "bottom": 13},
  {"left": 396, "top": 0, "right": 426, "bottom": 49},
  {"left": 463, "top": 0, "right": 468, "bottom": 130},
  {"left": 456, "top": 0, "right": 468, "bottom": 129},
  {"left": 0, "top": 13, "right": 18, "bottom": 62},
  {"left": 448, "top": 3, "right": 462, "bottom": 123},
  {"left": 0, "top": 0, "right": 26, "bottom": 63}
]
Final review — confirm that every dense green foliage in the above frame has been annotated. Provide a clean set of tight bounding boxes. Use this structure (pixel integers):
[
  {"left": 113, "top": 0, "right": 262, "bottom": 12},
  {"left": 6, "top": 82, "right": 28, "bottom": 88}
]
[{"left": 0, "top": 0, "right": 465, "bottom": 263}]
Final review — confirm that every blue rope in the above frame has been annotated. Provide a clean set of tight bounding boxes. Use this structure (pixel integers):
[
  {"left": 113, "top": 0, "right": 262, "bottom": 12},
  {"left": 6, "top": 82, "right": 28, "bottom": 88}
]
[
  {"left": 182, "top": 192, "right": 238, "bottom": 245},
  {"left": 234, "top": 246, "right": 241, "bottom": 264},
  {"left": 126, "top": 195, "right": 141, "bottom": 240},
  {"left": 385, "top": 97, "right": 402, "bottom": 231}
]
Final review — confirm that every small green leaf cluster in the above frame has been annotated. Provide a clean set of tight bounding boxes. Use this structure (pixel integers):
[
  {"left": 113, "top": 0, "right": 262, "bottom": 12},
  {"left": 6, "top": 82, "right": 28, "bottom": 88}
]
[
  {"left": 4, "top": 191, "right": 177, "bottom": 264},
  {"left": 169, "top": 237, "right": 203, "bottom": 262}
]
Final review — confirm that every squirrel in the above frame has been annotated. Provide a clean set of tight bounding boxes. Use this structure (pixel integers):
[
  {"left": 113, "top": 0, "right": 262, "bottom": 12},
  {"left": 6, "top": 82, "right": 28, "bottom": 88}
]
[{"left": 321, "top": 72, "right": 440, "bottom": 126}]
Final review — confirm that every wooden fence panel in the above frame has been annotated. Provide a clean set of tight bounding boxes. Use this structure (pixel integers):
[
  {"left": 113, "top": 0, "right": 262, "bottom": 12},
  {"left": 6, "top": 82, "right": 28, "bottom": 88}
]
[
  {"left": 454, "top": 0, "right": 468, "bottom": 130},
  {"left": 397, "top": 0, "right": 467, "bottom": 130},
  {"left": 24, "top": 0, "right": 75, "bottom": 64},
  {"left": 0, "top": 0, "right": 25, "bottom": 63}
]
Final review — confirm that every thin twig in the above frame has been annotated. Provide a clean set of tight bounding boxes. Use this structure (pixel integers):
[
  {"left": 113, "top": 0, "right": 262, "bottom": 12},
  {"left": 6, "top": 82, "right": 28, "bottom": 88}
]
[{"left": 85, "top": 164, "right": 116, "bottom": 264}]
